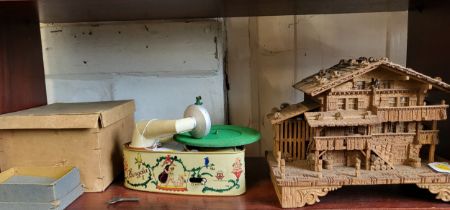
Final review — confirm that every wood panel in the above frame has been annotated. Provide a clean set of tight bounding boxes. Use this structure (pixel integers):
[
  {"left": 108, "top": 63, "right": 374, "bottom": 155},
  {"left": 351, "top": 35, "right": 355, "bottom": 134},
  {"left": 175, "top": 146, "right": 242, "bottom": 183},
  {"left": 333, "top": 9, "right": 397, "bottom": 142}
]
[
  {"left": 36, "top": 0, "right": 410, "bottom": 23},
  {"left": 274, "top": 119, "right": 311, "bottom": 160},
  {"left": 0, "top": 1, "right": 47, "bottom": 114}
]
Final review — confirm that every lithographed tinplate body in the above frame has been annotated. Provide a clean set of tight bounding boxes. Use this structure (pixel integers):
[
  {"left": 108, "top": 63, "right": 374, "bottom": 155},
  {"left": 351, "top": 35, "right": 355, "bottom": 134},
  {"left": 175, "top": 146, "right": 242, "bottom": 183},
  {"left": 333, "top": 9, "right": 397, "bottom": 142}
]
[{"left": 123, "top": 144, "right": 246, "bottom": 196}]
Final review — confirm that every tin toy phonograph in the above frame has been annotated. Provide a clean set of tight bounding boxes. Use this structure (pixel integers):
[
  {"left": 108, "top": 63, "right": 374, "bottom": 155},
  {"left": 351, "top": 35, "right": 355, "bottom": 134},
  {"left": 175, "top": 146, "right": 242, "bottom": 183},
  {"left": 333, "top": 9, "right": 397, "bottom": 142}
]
[{"left": 123, "top": 97, "right": 260, "bottom": 195}]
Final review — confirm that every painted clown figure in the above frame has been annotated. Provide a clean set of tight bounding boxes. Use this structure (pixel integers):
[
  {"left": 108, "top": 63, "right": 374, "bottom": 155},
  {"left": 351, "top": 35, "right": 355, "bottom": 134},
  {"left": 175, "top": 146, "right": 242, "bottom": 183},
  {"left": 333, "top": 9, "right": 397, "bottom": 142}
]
[{"left": 232, "top": 158, "right": 243, "bottom": 181}]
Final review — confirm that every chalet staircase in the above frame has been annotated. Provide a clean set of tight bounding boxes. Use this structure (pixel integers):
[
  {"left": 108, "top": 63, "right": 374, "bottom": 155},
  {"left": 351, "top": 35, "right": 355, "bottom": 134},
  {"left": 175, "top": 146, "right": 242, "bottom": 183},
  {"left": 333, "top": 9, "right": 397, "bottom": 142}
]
[{"left": 369, "top": 143, "right": 394, "bottom": 170}]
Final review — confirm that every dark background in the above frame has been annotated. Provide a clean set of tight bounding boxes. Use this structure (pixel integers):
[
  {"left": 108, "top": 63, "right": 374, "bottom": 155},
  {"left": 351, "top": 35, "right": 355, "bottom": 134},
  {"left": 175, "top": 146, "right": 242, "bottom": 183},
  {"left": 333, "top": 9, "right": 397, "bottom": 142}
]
[{"left": 407, "top": 0, "right": 450, "bottom": 160}]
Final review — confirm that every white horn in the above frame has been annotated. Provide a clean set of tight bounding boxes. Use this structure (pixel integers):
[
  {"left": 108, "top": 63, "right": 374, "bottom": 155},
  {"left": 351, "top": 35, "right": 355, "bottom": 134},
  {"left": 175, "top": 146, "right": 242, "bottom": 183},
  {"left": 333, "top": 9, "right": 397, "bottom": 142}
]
[{"left": 129, "top": 97, "right": 211, "bottom": 148}]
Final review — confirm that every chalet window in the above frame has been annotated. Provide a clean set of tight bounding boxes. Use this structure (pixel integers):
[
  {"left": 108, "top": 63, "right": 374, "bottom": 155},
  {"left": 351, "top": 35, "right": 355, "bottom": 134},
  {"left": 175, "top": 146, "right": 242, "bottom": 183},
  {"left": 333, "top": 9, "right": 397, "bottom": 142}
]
[
  {"left": 355, "top": 81, "right": 365, "bottom": 90},
  {"left": 320, "top": 129, "right": 326, "bottom": 136},
  {"left": 398, "top": 122, "right": 408, "bottom": 133},
  {"left": 388, "top": 97, "right": 397, "bottom": 107},
  {"left": 380, "top": 80, "right": 393, "bottom": 89},
  {"left": 348, "top": 98, "right": 358, "bottom": 110},
  {"left": 398, "top": 122, "right": 404, "bottom": 133},
  {"left": 344, "top": 126, "right": 358, "bottom": 136},
  {"left": 357, "top": 126, "right": 366, "bottom": 135},
  {"left": 408, "top": 122, "right": 416, "bottom": 132},
  {"left": 399, "top": 97, "right": 409, "bottom": 107},
  {"left": 337, "top": 98, "right": 345, "bottom": 110},
  {"left": 386, "top": 122, "right": 396, "bottom": 133},
  {"left": 373, "top": 124, "right": 382, "bottom": 133}
]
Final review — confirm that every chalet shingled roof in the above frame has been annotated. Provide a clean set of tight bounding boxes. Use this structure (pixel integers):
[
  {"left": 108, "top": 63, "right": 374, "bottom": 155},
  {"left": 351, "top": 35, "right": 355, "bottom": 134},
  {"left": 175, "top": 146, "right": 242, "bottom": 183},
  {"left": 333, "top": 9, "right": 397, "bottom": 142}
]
[
  {"left": 267, "top": 100, "right": 320, "bottom": 125},
  {"left": 304, "top": 110, "right": 379, "bottom": 127},
  {"left": 293, "top": 57, "right": 450, "bottom": 96}
]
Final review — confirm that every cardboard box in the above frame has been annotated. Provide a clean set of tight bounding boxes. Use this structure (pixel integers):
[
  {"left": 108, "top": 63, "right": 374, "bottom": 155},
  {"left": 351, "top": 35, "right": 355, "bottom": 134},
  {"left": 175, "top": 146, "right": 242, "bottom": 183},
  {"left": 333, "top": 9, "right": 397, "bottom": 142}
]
[
  {"left": 123, "top": 144, "right": 246, "bottom": 195},
  {"left": 0, "top": 166, "right": 83, "bottom": 210},
  {"left": 0, "top": 100, "right": 135, "bottom": 192}
]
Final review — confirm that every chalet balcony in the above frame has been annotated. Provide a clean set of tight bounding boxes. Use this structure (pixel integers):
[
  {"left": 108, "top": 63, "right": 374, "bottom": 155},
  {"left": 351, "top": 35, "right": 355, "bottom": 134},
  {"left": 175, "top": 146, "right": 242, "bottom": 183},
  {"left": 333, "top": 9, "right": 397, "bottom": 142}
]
[
  {"left": 418, "top": 130, "right": 439, "bottom": 145},
  {"left": 330, "top": 89, "right": 413, "bottom": 96},
  {"left": 375, "top": 104, "right": 448, "bottom": 122},
  {"left": 370, "top": 133, "right": 416, "bottom": 145},
  {"left": 313, "top": 135, "right": 371, "bottom": 151}
]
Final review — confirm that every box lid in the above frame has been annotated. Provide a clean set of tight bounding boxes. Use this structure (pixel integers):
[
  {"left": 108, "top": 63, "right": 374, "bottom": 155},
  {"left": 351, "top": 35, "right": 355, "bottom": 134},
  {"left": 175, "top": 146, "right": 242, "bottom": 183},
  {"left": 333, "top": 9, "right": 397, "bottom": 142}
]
[
  {"left": 0, "top": 100, "right": 135, "bottom": 129},
  {"left": 0, "top": 184, "right": 84, "bottom": 210},
  {"left": 0, "top": 166, "right": 82, "bottom": 203}
]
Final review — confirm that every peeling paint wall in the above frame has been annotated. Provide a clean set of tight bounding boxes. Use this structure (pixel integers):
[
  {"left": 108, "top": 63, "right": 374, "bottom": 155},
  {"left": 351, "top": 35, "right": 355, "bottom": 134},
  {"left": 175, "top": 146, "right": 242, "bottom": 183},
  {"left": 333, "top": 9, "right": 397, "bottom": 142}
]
[
  {"left": 226, "top": 12, "right": 408, "bottom": 156},
  {"left": 40, "top": 14, "right": 408, "bottom": 156},
  {"left": 41, "top": 20, "right": 225, "bottom": 123}
]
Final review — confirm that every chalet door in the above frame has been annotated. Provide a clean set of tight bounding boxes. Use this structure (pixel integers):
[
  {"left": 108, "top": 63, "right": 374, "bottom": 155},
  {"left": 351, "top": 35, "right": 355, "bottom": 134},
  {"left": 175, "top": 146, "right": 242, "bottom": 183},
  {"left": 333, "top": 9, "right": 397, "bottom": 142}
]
[{"left": 345, "top": 151, "right": 362, "bottom": 167}]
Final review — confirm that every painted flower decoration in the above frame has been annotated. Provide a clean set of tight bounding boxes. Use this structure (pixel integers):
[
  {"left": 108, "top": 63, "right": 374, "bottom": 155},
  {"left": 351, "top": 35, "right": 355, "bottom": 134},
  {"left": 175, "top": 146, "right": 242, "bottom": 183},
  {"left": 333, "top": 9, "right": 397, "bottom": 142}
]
[
  {"left": 134, "top": 153, "right": 143, "bottom": 169},
  {"left": 232, "top": 170, "right": 242, "bottom": 180},
  {"left": 163, "top": 154, "right": 171, "bottom": 166}
]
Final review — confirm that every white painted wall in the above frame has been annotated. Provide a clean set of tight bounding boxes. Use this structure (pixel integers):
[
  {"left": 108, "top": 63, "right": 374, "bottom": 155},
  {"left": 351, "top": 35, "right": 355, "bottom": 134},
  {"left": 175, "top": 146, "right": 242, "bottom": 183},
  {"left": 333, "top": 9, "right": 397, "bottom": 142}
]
[
  {"left": 40, "top": 14, "right": 408, "bottom": 157},
  {"left": 226, "top": 12, "right": 408, "bottom": 156},
  {"left": 41, "top": 20, "right": 225, "bottom": 123}
]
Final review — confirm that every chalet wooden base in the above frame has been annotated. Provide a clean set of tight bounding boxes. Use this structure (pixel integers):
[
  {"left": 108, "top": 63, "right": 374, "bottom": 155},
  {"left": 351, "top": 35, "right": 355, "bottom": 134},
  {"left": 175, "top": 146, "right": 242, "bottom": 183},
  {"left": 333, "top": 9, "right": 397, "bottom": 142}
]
[
  {"left": 267, "top": 154, "right": 450, "bottom": 208},
  {"left": 417, "top": 183, "right": 450, "bottom": 202},
  {"left": 270, "top": 172, "right": 341, "bottom": 208}
]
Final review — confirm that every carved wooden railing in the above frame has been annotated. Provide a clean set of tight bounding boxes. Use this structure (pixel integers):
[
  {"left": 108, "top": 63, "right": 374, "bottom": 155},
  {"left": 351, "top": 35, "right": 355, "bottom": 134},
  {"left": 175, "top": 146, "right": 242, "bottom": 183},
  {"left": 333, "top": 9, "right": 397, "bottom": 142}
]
[
  {"left": 330, "top": 89, "right": 371, "bottom": 96},
  {"left": 375, "top": 104, "right": 448, "bottom": 122},
  {"left": 375, "top": 89, "right": 412, "bottom": 94},
  {"left": 372, "top": 133, "right": 416, "bottom": 141},
  {"left": 274, "top": 119, "right": 315, "bottom": 160},
  {"left": 330, "top": 89, "right": 413, "bottom": 96},
  {"left": 313, "top": 135, "right": 371, "bottom": 151},
  {"left": 418, "top": 130, "right": 439, "bottom": 145}
]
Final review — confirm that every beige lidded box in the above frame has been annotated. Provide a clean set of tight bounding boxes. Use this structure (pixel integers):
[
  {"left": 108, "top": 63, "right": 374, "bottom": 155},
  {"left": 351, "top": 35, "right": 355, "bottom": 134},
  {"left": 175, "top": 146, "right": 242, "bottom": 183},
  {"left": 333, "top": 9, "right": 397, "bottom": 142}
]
[{"left": 0, "top": 100, "right": 135, "bottom": 192}]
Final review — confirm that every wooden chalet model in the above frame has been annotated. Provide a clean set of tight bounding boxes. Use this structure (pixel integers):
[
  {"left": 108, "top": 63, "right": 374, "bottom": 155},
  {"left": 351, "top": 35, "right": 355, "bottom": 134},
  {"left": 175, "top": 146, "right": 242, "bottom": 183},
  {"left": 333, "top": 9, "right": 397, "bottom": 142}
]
[{"left": 267, "top": 57, "right": 450, "bottom": 208}]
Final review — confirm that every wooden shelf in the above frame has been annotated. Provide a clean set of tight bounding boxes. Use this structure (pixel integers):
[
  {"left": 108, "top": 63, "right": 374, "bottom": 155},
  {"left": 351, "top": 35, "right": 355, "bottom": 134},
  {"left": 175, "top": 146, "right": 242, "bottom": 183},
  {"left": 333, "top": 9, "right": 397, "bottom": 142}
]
[
  {"left": 67, "top": 157, "right": 450, "bottom": 209},
  {"left": 36, "top": 0, "right": 410, "bottom": 23}
]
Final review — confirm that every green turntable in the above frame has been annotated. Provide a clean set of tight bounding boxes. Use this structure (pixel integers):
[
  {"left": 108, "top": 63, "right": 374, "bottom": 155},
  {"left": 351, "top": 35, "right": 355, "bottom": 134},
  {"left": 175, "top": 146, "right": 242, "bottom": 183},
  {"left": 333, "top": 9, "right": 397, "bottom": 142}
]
[{"left": 175, "top": 125, "right": 260, "bottom": 148}]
